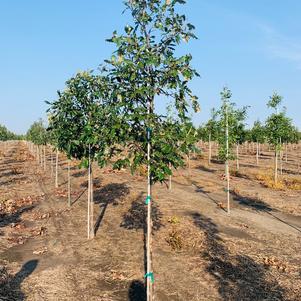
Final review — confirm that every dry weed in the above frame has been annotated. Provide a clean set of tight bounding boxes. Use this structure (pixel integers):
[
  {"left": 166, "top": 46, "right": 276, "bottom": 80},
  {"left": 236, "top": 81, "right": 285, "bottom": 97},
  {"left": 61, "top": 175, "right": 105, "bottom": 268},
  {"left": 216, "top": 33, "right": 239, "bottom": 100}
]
[{"left": 256, "top": 171, "right": 301, "bottom": 191}]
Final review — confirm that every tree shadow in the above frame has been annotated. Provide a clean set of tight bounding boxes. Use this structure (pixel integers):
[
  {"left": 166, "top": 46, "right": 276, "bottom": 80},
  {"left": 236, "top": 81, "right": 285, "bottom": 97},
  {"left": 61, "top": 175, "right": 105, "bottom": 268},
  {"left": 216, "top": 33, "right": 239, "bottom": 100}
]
[
  {"left": 0, "top": 176, "right": 28, "bottom": 186},
  {"left": 230, "top": 190, "right": 273, "bottom": 212},
  {"left": 121, "top": 194, "right": 163, "bottom": 287},
  {"left": 0, "top": 169, "right": 23, "bottom": 179},
  {"left": 72, "top": 170, "right": 87, "bottom": 178},
  {"left": 211, "top": 158, "right": 223, "bottom": 165},
  {"left": 71, "top": 188, "right": 88, "bottom": 206},
  {"left": 120, "top": 194, "right": 163, "bottom": 232},
  {"left": 231, "top": 171, "right": 252, "bottom": 180},
  {"left": 196, "top": 165, "right": 216, "bottom": 173},
  {"left": 0, "top": 205, "right": 35, "bottom": 228},
  {"left": 281, "top": 168, "right": 300, "bottom": 176},
  {"left": 80, "top": 177, "right": 101, "bottom": 188},
  {"left": 128, "top": 280, "right": 146, "bottom": 301},
  {"left": 93, "top": 183, "right": 130, "bottom": 235},
  {"left": 191, "top": 212, "right": 285, "bottom": 301},
  {"left": 231, "top": 191, "right": 301, "bottom": 234},
  {"left": 192, "top": 181, "right": 227, "bottom": 213},
  {"left": 0, "top": 259, "right": 38, "bottom": 300}
]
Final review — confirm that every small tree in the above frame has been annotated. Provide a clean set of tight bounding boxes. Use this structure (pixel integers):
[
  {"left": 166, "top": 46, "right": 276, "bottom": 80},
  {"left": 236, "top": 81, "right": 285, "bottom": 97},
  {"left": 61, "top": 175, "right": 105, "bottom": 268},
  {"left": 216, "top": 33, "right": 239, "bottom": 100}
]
[
  {"left": 202, "top": 109, "right": 218, "bottom": 165},
  {"left": 232, "top": 109, "right": 248, "bottom": 171},
  {"left": 26, "top": 119, "right": 49, "bottom": 167},
  {"left": 265, "top": 93, "right": 294, "bottom": 183},
  {"left": 105, "top": 1, "right": 199, "bottom": 298},
  {"left": 0, "top": 125, "right": 19, "bottom": 141},
  {"left": 48, "top": 71, "right": 118, "bottom": 238},
  {"left": 215, "top": 87, "right": 248, "bottom": 213},
  {"left": 250, "top": 120, "right": 266, "bottom": 165}
]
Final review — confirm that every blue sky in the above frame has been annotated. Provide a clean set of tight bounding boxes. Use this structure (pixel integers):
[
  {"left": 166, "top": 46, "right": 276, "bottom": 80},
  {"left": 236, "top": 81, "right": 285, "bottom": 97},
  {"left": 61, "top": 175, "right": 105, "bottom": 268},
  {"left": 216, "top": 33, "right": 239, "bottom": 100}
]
[{"left": 0, "top": 0, "right": 300, "bottom": 134}]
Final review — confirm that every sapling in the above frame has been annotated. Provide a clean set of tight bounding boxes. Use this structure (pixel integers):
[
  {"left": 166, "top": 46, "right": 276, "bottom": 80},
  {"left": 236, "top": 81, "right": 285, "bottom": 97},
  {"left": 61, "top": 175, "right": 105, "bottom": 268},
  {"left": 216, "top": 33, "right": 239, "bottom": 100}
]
[
  {"left": 48, "top": 71, "right": 118, "bottom": 239},
  {"left": 105, "top": 1, "right": 199, "bottom": 299},
  {"left": 265, "top": 93, "right": 295, "bottom": 183},
  {"left": 250, "top": 120, "right": 266, "bottom": 165},
  {"left": 215, "top": 87, "right": 248, "bottom": 213}
]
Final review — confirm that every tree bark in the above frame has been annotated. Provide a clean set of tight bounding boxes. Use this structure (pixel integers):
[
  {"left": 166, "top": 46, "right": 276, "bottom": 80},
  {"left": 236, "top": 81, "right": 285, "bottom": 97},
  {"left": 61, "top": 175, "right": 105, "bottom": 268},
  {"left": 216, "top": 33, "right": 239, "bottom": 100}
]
[
  {"left": 256, "top": 142, "right": 259, "bottom": 166},
  {"left": 285, "top": 143, "right": 288, "bottom": 163},
  {"left": 68, "top": 159, "right": 71, "bottom": 207},
  {"left": 169, "top": 162, "right": 172, "bottom": 191},
  {"left": 274, "top": 149, "right": 278, "bottom": 184},
  {"left": 208, "top": 133, "right": 212, "bottom": 165},
  {"left": 55, "top": 149, "right": 59, "bottom": 188},
  {"left": 225, "top": 103, "right": 230, "bottom": 214},
  {"left": 90, "top": 164, "right": 94, "bottom": 239},
  {"left": 236, "top": 143, "right": 239, "bottom": 171},
  {"left": 51, "top": 150, "right": 53, "bottom": 177},
  {"left": 43, "top": 145, "right": 46, "bottom": 171}
]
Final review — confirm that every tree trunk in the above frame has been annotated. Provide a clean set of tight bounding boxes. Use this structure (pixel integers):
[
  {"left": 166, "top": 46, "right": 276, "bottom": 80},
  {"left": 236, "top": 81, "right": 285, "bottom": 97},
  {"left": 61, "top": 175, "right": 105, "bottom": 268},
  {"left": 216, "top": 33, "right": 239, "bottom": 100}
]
[
  {"left": 36, "top": 146, "right": 39, "bottom": 164},
  {"left": 169, "top": 162, "right": 172, "bottom": 191},
  {"left": 274, "top": 149, "right": 278, "bottom": 184},
  {"left": 90, "top": 164, "right": 94, "bottom": 239},
  {"left": 43, "top": 145, "right": 46, "bottom": 171},
  {"left": 87, "top": 157, "right": 90, "bottom": 239},
  {"left": 208, "top": 133, "right": 212, "bottom": 165},
  {"left": 225, "top": 104, "right": 230, "bottom": 214},
  {"left": 285, "top": 143, "right": 288, "bottom": 163},
  {"left": 68, "top": 159, "right": 71, "bottom": 207},
  {"left": 236, "top": 143, "right": 239, "bottom": 171},
  {"left": 51, "top": 150, "right": 53, "bottom": 177},
  {"left": 146, "top": 126, "right": 152, "bottom": 301},
  {"left": 187, "top": 153, "right": 191, "bottom": 176},
  {"left": 256, "top": 142, "right": 259, "bottom": 166},
  {"left": 280, "top": 150, "right": 283, "bottom": 175},
  {"left": 55, "top": 149, "right": 59, "bottom": 188}
]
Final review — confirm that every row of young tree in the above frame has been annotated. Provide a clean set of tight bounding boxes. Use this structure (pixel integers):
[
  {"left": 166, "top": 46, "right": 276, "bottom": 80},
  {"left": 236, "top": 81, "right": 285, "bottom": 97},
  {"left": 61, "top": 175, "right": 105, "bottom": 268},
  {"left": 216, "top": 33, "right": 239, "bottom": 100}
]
[
  {"left": 198, "top": 91, "right": 300, "bottom": 184},
  {"left": 0, "top": 124, "right": 23, "bottom": 141}
]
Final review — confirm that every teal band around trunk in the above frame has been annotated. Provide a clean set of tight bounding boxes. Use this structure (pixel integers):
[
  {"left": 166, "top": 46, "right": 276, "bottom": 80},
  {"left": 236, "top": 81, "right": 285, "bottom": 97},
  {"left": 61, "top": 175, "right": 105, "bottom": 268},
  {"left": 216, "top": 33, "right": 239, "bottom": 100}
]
[
  {"left": 144, "top": 272, "right": 154, "bottom": 283},
  {"left": 145, "top": 195, "right": 151, "bottom": 205}
]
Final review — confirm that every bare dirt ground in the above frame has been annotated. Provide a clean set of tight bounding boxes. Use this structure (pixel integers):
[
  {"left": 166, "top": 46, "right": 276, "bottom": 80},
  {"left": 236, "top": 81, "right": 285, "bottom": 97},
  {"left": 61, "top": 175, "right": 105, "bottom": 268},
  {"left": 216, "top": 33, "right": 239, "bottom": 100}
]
[{"left": 0, "top": 141, "right": 300, "bottom": 301}]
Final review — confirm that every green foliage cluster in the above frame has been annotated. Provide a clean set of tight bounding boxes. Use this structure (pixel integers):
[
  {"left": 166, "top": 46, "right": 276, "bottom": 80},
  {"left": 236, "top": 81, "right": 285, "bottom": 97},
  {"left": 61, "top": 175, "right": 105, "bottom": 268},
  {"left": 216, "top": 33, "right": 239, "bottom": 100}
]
[
  {"left": 265, "top": 93, "right": 296, "bottom": 147},
  {"left": 249, "top": 120, "right": 266, "bottom": 144},
  {"left": 198, "top": 109, "right": 219, "bottom": 142},
  {"left": 26, "top": 119, "right": 48, "bottom": 145},
  {"left": 215, "top": 87, "right": 248, "bottom": 162},
  {"left": 47, "top": 71, "right": 122, "bottom": 167},
  {"left": 0, "top": 124, "right": 22, "bottom": 141},
  {"left": 46, "top": 0, "right": 200, "bottom": 183}
]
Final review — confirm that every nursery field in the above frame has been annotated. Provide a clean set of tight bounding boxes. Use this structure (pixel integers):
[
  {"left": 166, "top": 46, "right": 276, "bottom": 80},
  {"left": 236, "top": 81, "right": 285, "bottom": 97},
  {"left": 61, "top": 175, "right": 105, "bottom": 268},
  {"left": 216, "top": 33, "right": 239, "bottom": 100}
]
[{"left": 0, "top": 141, "right": 300, "bottom": 301}]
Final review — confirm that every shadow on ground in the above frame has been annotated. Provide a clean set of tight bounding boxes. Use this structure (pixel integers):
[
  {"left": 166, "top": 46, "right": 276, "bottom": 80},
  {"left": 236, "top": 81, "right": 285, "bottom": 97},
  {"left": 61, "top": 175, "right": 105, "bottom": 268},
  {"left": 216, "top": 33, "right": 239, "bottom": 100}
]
[
  {"left": 0, "top": 259, "right": 38, "bottom": 300},
  {"left": 94, "top": 183, "right": 130, "bottom": 235},
  {"left": 0, "top": 205, "right": 35, "bottom": 228},
  {"left": 128, "top": 280, "right": 146, "bottom": 301},
  {"left": 191, "top": 212, "right": 285, "bottom": 301},
  {"left": 121, "top": 194, "right": 163, "bottom": 300},
  {"left": 230, "top": 190, "right": 273, "bottom": 212}
]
